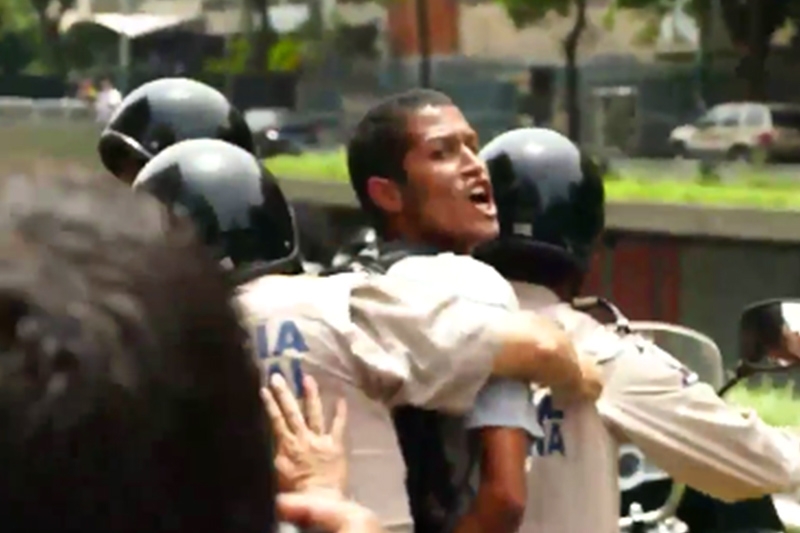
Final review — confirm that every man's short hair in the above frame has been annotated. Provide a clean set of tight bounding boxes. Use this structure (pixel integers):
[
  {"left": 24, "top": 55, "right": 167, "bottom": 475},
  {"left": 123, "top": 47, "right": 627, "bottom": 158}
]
[
  {"left": 0, "top": 174, "right": 274, "bottom": 533},
  {"left": 347, "top": 88, "right": 454, "bottom": 225}
]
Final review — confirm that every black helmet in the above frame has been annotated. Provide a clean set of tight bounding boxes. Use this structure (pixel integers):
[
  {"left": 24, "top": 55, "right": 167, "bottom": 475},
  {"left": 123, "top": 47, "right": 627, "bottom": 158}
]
[
  {"left": 132, "top": 138, "right": 300, "bottom": 282},
  {"left": 475, "top": 128, "right": 604, "bottom": 275},
  {"left": 98, "top": 77, "right": 255, "bottom": 182}
]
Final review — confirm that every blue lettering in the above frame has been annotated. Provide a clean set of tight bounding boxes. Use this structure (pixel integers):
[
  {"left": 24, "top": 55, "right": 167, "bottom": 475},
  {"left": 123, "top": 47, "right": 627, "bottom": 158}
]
[
  {"left": 274, "top": 320, "right": 309, "bottom": 356},
  {"left": 532, "top": 394, "right": 566, "bottom": 457},
  {"left": 265, "top": 358, "right": 305, "bottom": 395},
  {"left": 255, "top": 323, "right": 269, "bottom": 360},
  {"left": 547, "top": 424, "right": 565, "bottom": 455},
  {"left": 253, "top": 320, "right": 309, "bottom": 395}
]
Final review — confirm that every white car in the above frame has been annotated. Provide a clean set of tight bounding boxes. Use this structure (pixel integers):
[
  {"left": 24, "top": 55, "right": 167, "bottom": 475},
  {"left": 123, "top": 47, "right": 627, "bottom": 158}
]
[{"left": 669, "top": 102, "right": 800, "bottom": 162}]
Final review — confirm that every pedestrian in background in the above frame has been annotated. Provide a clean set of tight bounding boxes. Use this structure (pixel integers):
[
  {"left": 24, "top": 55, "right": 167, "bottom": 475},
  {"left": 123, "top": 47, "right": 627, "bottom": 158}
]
[{"left": 95, "top": 77, "right": 122, "bottom": 125}]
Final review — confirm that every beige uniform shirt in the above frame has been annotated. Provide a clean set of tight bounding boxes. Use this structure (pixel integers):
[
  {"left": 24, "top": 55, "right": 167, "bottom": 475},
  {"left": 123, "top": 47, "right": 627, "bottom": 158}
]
[
  {"left": 236, "top": 256, "right": 516, "bottom": 528},
  {"left": 514, "top": 282, "right": 800, "bottom": 533}
]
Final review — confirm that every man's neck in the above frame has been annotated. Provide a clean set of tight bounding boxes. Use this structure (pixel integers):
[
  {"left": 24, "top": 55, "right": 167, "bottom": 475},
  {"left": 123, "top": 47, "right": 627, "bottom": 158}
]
[{"left": 382, "top": 228, "right": 470, "bottom": 255}]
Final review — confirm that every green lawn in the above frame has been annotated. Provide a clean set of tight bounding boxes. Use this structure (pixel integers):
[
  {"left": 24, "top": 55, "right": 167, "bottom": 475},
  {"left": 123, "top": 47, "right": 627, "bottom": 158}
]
[
  {"left": 0, "top": 123, "right": 104, "bottom": 176},
  {"left": 726, "top": 377, "right": 800, "bottom": 428},
  {"left": 265, "top": 150, "right": 800, "bottom": 210}
]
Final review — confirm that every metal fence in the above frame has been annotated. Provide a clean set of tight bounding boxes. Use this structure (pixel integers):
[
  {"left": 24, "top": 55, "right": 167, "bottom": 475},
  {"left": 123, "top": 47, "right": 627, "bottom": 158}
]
[{"left": 0, "top": 97, "right": 96, "bottom": 124}]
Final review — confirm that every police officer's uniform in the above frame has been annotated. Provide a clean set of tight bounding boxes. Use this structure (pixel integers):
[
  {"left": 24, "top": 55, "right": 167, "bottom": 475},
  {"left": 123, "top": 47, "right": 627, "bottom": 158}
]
[{"left": 475, "top": 128, "right": 800, "bottom": 533}]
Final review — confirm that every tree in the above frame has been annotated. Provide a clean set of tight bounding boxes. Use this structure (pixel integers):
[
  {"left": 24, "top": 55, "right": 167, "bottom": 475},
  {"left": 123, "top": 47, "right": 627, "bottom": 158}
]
[
  {"left": 613, "top": 0, "right": 793, "bottom": 100},
  {"left": 494, "top": 0, "right": 588, "bottom": 142},
  {"left": 27, "top": 0, "right": 75, "bottom": 74},
  {"left": 0, "top": 0, "right": 37, "bottom": 74},
  {"left": 244, "top": 0, "right": 279, "bottom": 72},
  {"left": 717, "top": 0, "right": 789, "bottom": 100}
]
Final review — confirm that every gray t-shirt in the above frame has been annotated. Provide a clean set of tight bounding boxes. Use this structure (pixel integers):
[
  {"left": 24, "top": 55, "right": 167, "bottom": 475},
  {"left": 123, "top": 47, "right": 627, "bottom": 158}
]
[{"left": 444, "top": 378, "right": 541, "bottom": 526}]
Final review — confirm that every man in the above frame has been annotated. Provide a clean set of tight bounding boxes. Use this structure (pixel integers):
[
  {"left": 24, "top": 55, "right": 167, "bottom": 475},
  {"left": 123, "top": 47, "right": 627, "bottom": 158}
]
[
  {"left": 94, "top": 77, "right": 122, "bottom": 124},
  {"left": 343, "top": 88, "right": 600, "bottom": 533},
  {"left": 132, "top": 138, "right": 599, "bottom": 531},
  {"left": 97, "top": 77, "right": 255, "bottom": 184},
  {"left": 474, "top": 127, "right": 800, "bottom": 533},
  {"left": 0, "top": 172, "right": 273, "bottom": 533}
]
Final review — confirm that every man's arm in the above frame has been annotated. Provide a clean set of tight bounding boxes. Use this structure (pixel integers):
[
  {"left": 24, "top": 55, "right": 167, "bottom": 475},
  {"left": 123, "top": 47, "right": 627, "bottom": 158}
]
[
  {"left": 451, "top": 378, "right": 539, "bottom": 533},
  {"left": 598, "top": 340, "right": 800, "bottom": 503},
  {"left": 491, "top": 311, "right": 596, "bottom": 391},
  {"left": 348, "top": 273, "right": 596, "bottom": 414}
]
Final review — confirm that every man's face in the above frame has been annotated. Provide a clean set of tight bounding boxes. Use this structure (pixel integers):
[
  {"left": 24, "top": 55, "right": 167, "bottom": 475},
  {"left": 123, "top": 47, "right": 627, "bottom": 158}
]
[{"left": 397, "top": 104, "right": 498, "bottom": 253}]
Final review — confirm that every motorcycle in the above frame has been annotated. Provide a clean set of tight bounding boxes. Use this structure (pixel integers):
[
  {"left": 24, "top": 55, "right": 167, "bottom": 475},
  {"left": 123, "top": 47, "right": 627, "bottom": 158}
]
[{"left": 617, "top": 298, "right": 800, "bottom": 533}]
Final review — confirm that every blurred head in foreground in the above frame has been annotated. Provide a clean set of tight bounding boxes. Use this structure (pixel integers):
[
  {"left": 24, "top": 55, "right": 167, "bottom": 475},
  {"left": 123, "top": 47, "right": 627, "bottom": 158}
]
[{"left": 0, "top": 174, "right": 274, "bottom": 533}]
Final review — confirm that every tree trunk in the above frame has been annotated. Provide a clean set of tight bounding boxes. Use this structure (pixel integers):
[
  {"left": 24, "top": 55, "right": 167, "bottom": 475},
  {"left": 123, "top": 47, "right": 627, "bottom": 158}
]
[
  {"left": 563, "top": 0, "right": 587, "bottom": 143},
  {"left": 29, "top": 0, "right": 72, "bottom": 75},
  {"left": 31, "top": 14, "right": 61, "bottom": 73},
  {"left": 248, "top": 0, "right": 275, "bottom": 71},
  {"left": 744, "top": 0, "right": 767, "bottom": 100},
  {"left": 415, "top": 0, "right": 432, "bottom": 87},
  {"left": 719, "top": 0, "right": 785, "bottom": 101}
]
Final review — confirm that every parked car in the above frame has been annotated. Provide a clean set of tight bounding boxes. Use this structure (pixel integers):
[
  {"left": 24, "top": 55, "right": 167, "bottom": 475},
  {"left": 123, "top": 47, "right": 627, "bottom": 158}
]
[
  {"left": 668, "top": 102, "right": 800, "bottom": 162},
  {"left": 244, "top": 108, "right": 320, "bottom": 157}
]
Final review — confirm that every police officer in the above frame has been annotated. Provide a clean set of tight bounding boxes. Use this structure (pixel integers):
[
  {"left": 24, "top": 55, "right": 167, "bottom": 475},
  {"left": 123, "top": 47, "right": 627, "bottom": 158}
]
[
  {"left": 97, "top": 77, "right": 255, "bottom": 184},
  {"left": 131, "top": 138, "right": 602, "bottom": 531},
  {"left": 474, "top": 127, "right": 800, "bottom": 533},
  {"left": 342, "top": 88, "right": 602, "bottom": 533}
]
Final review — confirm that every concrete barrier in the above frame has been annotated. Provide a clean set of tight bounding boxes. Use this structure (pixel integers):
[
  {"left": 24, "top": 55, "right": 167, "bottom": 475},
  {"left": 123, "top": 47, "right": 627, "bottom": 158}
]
[{"left": 279, "top": 178, "right": 800, "bottom": 243}]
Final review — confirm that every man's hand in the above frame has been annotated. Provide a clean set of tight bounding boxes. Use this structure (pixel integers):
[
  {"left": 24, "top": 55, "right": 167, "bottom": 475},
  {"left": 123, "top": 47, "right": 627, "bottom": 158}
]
[
  {"left": 551, "top": 356, "right": 603, "bottom": 404},
  {"left": 278, "top": 492, "right": 385, "bottom": 533},
  {"left": 263, "top": 373, "right": 348, "bottom": 497}
]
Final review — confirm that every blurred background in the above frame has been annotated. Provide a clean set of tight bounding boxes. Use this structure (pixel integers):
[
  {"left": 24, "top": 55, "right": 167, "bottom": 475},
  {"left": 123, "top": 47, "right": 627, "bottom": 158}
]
[{"left": 5, "top": 0, "right": 800, "bottom": 173}]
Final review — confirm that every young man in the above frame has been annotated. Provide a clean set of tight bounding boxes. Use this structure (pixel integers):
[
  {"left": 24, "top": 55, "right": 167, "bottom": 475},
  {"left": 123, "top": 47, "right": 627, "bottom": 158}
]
[
  {"left": 344, "top": 88, "right": 601, "bottom": 533},
  {"left": 97, "top": 77, "right": 255, "bottom": 184},
  {"left": 475, "top": 127, "right": 800, "bottom": 533},
  {"left": 132, "top": 138, "right": 600, "bottom": 531}
]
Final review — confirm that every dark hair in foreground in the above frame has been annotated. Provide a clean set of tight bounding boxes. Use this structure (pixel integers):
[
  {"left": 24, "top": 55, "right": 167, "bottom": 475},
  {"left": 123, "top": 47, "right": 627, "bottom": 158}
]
[
  {"left": 347, "top": 88, "right": 453, "bottom": 226},
  {"left": 0, "top": 174, "right": 274, "bottom": 533}
]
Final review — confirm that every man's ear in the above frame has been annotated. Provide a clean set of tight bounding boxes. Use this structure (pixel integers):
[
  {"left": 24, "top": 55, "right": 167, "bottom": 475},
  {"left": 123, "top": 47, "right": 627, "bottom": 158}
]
[{"left": 365, "top": 176, "right": 403, "bottom": 214}]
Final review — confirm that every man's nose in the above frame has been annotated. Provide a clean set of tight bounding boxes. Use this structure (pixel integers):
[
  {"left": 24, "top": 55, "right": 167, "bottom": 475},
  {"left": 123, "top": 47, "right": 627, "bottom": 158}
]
[{"left": 461, "top": 146, "right": 486, "bottom": 175}]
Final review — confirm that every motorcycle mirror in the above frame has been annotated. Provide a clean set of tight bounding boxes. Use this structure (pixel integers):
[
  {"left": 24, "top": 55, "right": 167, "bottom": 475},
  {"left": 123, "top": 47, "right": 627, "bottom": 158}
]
[{"left": 739, "top": 298, "right": 800, "bottom": 371}]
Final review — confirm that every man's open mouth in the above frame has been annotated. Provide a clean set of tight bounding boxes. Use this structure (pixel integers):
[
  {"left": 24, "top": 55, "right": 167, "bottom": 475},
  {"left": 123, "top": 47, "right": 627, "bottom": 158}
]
[{"left": 468, "top": 186, "right": 496, "bottom": 216}]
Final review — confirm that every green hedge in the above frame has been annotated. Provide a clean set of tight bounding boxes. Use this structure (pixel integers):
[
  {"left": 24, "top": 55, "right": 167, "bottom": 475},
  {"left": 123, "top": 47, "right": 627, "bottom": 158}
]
[{"left": 265, "top": 150, "right": 800, "bottom": 210}]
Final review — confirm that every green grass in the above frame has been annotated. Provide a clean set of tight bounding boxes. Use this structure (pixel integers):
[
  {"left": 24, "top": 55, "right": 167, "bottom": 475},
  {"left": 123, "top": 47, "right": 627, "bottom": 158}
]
[
  {"left": 0, "top": 123, "right": 104, "bottom": 176},
  {"left": 265, "top": 150, "right": 800, "bottom": 210},
  {"left": 726, "top": 377, "right": 800, "bottom": 427},
  {"left": 267, "top": 149, "right": 350, "bottom": 182}
]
